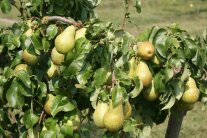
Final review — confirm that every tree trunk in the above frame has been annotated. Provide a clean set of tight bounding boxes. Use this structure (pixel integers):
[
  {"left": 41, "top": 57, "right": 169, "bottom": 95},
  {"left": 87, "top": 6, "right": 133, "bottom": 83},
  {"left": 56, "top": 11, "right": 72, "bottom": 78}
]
[{"left": 165, "top": 107, "right": 186, "bottom": 138}]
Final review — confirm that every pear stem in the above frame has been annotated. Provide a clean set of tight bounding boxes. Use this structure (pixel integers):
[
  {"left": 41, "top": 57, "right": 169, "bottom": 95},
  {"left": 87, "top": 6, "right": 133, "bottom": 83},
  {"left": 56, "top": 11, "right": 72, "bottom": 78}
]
[
  {"left": 41, "top": 16, "right": 82, "bottom": 28},
  {"left": 165, "top": 106, "right": 186, "bottom": 138}
]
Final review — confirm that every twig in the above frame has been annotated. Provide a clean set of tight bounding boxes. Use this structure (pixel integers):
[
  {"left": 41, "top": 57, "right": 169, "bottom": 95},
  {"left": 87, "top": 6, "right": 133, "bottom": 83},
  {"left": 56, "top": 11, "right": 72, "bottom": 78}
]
[
  {"left": 38, "top": 111, "right": 45, "bottom": 124},
  {"left": 121, "top": 0, "right": 132, "bottom": 29},
  {"left": 41, "top": 16, "right": 82, "bottom": 28}
]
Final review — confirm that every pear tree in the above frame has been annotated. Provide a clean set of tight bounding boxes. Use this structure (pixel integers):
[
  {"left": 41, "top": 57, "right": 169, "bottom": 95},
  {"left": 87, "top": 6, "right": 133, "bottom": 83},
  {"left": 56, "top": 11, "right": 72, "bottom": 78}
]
[{"left": 0, "top": 0, "right": 207, "bottom": 138}]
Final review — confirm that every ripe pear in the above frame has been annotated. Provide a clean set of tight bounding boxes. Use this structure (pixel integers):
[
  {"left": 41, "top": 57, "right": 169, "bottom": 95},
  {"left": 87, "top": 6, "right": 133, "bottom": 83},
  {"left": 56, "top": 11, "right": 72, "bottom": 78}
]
[
  {"left": 22, "top": 49, "right": 39, "bottom": 65},
  {"left": 137, "top": 41, "right": 155, "bottom": 60},
  {"left": 128, "top": 57, "right": 136, "bottom": 79},
  {"left": 103, "top": 101, "right": 124, "bottom": 132},
  {"left": 14, "top": 64, "right": 32, "bottom": 75},
  {"left": 51, "top": 47, "right": 65, "bottom": 65},
  {"left": 47, "top": 61, "right": 60, "bottom": 78},
  {"left": 44, "top": 94, "right": 55, "bottom": 115},
  {"left": 124, "top": 101, "right": 132, "bottom": 119},
  {"left": 182, "top": 77, "right": 199, "bottom": 104},
  {"left": 75, "top": 28, "right": 87, "bottom": 40},
  {"left": 93, "top": 101, "right": 109, "bottom": 128},
  {"left": 143, "top": 80, "right": 159, "bottom": 101},
  {"left": 136, "top": 61, "right": 153, "bottom": 87},
  {"left": 55, "top": 26, "right": 76, "bottom": 54}
]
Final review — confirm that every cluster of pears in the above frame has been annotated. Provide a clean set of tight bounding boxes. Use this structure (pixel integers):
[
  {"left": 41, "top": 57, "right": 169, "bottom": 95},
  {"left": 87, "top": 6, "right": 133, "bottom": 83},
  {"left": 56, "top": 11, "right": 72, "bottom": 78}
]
[
  {"left": 48, "top": 25, "right": 86, "bottom": 78},
  {"left": 129, "top": 41, "right": 159, "bottom": 101},
  {"left": 43, "top": 94, "right": 81, "bottom": 131},
  {"left": 93, "top": 100, "right": 132, "bottom": 132}
]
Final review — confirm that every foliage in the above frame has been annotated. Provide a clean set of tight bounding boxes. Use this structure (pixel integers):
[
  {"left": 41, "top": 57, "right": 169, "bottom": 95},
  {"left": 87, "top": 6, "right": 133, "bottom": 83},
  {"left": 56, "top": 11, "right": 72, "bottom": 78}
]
[{"left": 0, "top": 0, "right": 206, "bottom": 137}]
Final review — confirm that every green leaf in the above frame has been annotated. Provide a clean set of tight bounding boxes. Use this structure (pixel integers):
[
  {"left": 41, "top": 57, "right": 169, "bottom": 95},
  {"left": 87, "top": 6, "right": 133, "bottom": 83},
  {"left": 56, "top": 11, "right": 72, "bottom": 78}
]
[
  {"left": 30, "top": 35, "right": 43, "bottom": 51},
  {"left": 60, "top": 123, "right": 73, "bottom": 137},
  {"left": 15, "top": 70, "right": 31, "bottom": 88},
  {"left": 129, "top": 76, "right": 143, "bottom": 98},
  {"left": 77, "top": 64, "right": 93, "bottom": 85},
  {"left": 161, "top": 96, "right": 175, "bottom": 110},
  {"left": 181, "top": 64, "right": 190, "bottom": 82},
  {"left": 50, "top": 95, "right": 75, "bottom": 117},
  {"left": 112, "top": 85, "right": 124, "bottom": 108},
  {"left": 6, "top": 79, "right": 24, "bottom": 108},
  {"left": 93, "top": 67, "right": 108, "bottom": 87},
  {"left": 184, "top": 38, "right": 197, "bottom": 59},
  {"left": 90, "top": 88, "right": 101, "bottom": 109},
  {"left": 46, "top": 25, "right": 58, "bottom": 40},
  {"left": 22, "top": 110, "right": 39, "bottom": 129},
  {"left": 115, "top": 54, "right": 129, "bottom": 68},
  {"left": 0, "top": 0, "right": 12, "bottom": 13}
]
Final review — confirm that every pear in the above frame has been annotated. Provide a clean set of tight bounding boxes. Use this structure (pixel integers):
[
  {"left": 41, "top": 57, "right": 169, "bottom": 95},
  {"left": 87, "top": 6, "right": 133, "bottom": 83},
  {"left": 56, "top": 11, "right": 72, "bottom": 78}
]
[
  {"left": 136, "top": 61, "right": 153, "bottom": 87},
  {"left": 143, "top": 80, "right": 159, "bottom": 101},
  {"left": 14, "top": 64, "right": 32, "bottom": 75},
  {"left": 182, "top": 77, "right": 199, "bottom": 104},
  {"left": 128, "top": 57, "right": 136, "bottom": 79},
  {"left": 124, "top": 101, "right": 132, "bottom": 119},
  {"left": 22, "top": 49, "right": 39, "bottom": 65},
  {"left": 137, "top": 41, "right": 155, "bottom": 60},
  {"left": 47, "top": 61, "right": 60, "bottom": 78},
  {"left": 93, "top": 101, "right": 109, "bottom": 128},
  {"left": 75, "top": 28, "right": 87, "bottom": 40},
  {"left": 55, "top": 26, "right": 76, "bottom": 54},
  {"left": 51, "top": 47, "right": 65, "bottom": 65},
  {"left": 103, "top": 101, "right": 124, "bottom": 132},
  {"left": 44, "top": 94, "right": 55, "bottom": 115}
]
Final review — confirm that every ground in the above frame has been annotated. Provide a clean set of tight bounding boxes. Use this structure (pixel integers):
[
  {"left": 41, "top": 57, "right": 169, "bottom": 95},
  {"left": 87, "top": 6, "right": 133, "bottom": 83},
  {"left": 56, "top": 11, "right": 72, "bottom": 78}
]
[{"left": 0, "top": 0, "right": 207, "bottom": 137}]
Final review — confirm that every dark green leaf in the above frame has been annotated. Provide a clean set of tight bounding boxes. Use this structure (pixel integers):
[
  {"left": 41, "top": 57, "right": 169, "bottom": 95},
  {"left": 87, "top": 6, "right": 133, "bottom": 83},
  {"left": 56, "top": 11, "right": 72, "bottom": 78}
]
[
  {"left": 22, "top": 110, "right": 39, "bottom": 129},
  {"left": 46, "top": 25, "right": 58, "bottom": 40},
  {"left": 0, "top": 0, "right": 11, "bottom": 13}
]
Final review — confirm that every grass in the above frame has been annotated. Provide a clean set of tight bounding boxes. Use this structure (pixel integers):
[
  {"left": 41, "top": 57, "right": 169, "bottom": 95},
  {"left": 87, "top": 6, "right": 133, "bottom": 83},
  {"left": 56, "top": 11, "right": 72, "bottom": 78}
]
[{"left": 1, "top": 0, "right": 207, "bottom": 137}]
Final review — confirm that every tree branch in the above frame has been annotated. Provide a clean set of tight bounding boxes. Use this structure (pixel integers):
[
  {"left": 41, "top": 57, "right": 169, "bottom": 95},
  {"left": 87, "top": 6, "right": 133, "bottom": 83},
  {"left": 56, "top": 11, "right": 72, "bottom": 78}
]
[{"left": 42, "top": 16, "right": 82, "bottom": 28}]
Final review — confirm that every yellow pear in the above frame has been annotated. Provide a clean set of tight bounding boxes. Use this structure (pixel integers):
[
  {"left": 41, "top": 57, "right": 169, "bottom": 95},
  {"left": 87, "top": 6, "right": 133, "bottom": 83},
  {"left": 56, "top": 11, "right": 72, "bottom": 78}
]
[
  {"left": 128, "top": 57, "right": 136, "bottom": 79},
  {"left": 143, "top": 80, "right": 159, "bottom": 101},
  {"left": 182, "top": 77, "right": 199, "bottom": 104},
  {"left": 55, "top": 26, "right": 76, "bottom": 54},
  {"left": 103, "top": 101, "right": 124, "bottom": 132},
  {"left": 14, "top": 64, "right": 32, "bottom": 75},
  {"left": 47, "top": 61, "right": 60, "bottom": 78},
  {"left": 137, "top": 41, "right": 155, "bottom": 60},
  {"left": 22, "top": 49, "right": 39, "bottom": 65},
  {"left": 123, "top": 101, "right": 132, "bottom": 119},
  {"left": 75, "top": 28, "right": 87, "bottom": 40},
  {"left": 136, "top": 61, "right": 152, "bottom": 87},
  {"left": 44, "top": 94, "right": 55, "bottom": 115},
  {"left": 93, "top": 101, "right": 109, "bottom": 128},
  {"left": 51, "top": 47, "right": 65, "bottom": 65}
]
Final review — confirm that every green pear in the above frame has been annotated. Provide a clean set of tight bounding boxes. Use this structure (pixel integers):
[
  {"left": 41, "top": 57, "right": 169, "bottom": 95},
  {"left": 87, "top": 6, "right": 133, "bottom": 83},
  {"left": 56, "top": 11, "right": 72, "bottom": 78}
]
[
  {"left": 136, "top": 61, "right": 152, "bottom": 87},
  {"left": 128, "top": 57, "right": 136, "bottom": 79},
  {"left": 143, "top": 80, "right": 159, "bottom": 101},
  {"left": 44, "top": 94, "right": 55, "bottom": 115},
  {"left": 103, "top": 101, "right": 124, "bottom": 132},
  {"left": 22, "top": 49, "right": 39, "bottom": 65},
  {"left": 47, "top": 61, "right": 60, "bottom": 78},
  {"left": 182, "top": 77, "right": 199, "bottom": 104},
  {"left": 93, "top": 101, "right": 109, "bottom": 128},
  {"left": 51, "top": 47, "right": 65, "bottom": 65},
  {"left": 137, "top": 41, "right": 155, "bottom": 60},
  {"left": 75, "top": 28, "right": 87, "bottom": 40},
  {"left": 55, "top": 26, "right": 76, "bottom": 54},
  {"left": 123, "top": 101, "right": 132, "bottom": 119},
  {"left": 14, "top": 64, "right": 32, "bottom": 75}
]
